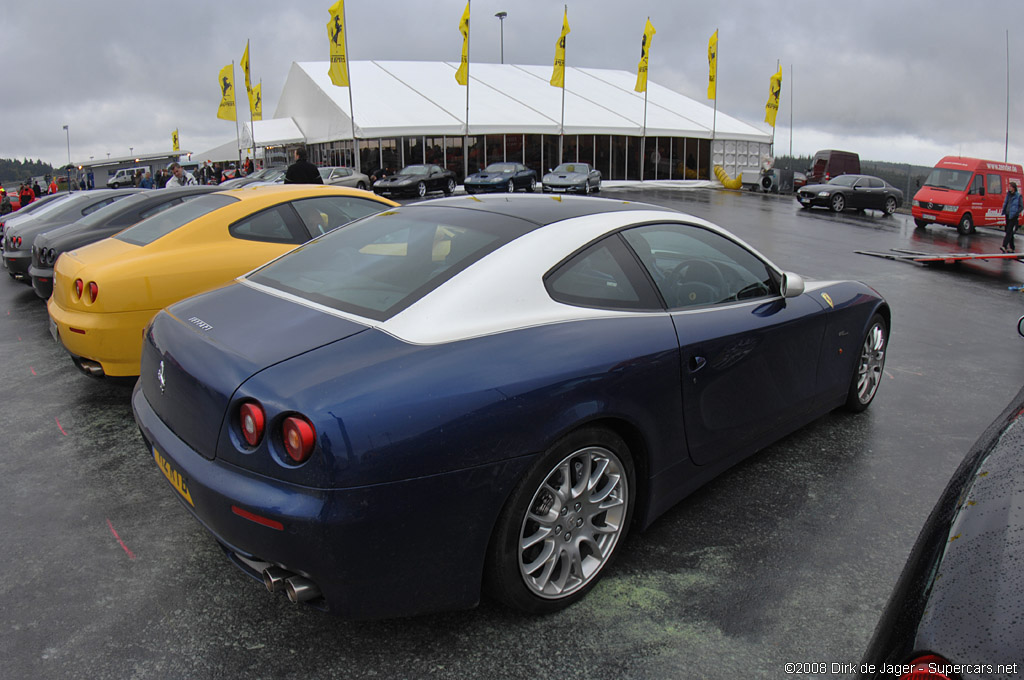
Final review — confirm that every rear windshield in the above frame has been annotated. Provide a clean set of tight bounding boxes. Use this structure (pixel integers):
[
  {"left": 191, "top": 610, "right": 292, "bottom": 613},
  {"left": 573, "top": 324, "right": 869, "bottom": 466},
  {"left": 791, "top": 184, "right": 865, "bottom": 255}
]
[
  {"left": 115, "top": 194, "right": 238, "bottom": 246},
  {"left": 247, "top": 206, "right": 535, "bottom": 321},
  {"left": 75, "top": 192, "right": 151, "bottom": 228},
  {"left": 924, "top": 168, "right": 972, "bottom": 191}
]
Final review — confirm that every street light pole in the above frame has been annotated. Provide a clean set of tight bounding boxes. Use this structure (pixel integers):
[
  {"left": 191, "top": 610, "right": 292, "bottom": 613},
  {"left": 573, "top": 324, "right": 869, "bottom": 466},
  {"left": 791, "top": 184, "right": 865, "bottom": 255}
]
[
  {"left": 63, "top": 124, "right": 71, "bottom": 192},
  {"left": 495, "top": 11, "right": 507, "bottom": 64}
]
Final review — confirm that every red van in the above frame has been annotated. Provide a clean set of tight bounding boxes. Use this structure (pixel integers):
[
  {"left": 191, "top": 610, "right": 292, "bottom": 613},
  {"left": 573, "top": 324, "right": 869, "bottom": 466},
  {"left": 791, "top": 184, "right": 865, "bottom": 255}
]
[{"left": 912, "top": 157, "right": 1024, "bottom": 234}]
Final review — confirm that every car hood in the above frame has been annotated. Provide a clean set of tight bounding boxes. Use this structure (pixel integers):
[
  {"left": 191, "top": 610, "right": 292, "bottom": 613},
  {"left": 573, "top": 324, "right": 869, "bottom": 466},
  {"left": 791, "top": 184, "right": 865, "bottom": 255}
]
[
  {"left": 377, "top": 175, "right": 419, "bottom": 185},
  {"left": 798, "top": 183, "right": 840, "bottom": 193},
  {"left": 544, "top": 172, "right": 588, "bottom": 183},
  {"left": 912, "top": 185, "right": 966, "bottom": 203},
  {"left": 467, "top": 172, "right": 511, "bottom": 181},
  {"left": 140, "top": 282, "right": 369, "bottom": 462},
  {"left": 912, "top": 407, "right": 1024, "bottom": 669}
]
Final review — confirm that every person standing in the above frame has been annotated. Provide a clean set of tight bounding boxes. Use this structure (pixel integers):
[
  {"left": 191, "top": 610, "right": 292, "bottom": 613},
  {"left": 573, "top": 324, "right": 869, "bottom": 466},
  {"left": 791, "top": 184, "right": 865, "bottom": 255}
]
[
  {"left": 164, "top": 162, "right": 197, "bottom": 188},
  {"left": 48, "top": 178, "right": 58, "bottom": 194},
  {"left": 19, "top": 183, "right": 34, "bottom": 209},
  {"left": 32, "top": 180, "right": 42, "bottom": 198},
  {"left": 1002, "top": 181, "right": 1021, "bottom": 253},
  {"left": 139, "top": 172, "right": 154, "bottom": 189},
  {"left": 283, "top": 148, "right": 323, "bottom": 184}
]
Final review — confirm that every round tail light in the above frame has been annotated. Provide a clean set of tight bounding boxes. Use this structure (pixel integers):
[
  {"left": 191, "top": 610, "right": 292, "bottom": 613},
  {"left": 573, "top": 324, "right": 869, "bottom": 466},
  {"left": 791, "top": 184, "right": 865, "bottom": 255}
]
[
  {"left": 239, "top": 401, "right": 265, "bottom": 447},
  {"left": 74, "top": 278, "right": 84, "bottom": 298},
  {"left": 282, "top": 416, "right": 316, "bottom": 463},
  {"left": 87, "top": 281, "right": 98, "bottom": 302},
  {"left": 898, "top": 655, "right": 952, "bottom": 680}
]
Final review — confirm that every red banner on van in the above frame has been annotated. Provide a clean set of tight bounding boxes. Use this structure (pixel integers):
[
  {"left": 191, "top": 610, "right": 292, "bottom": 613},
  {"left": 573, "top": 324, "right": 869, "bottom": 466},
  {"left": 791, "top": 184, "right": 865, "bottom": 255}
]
[{"left": 912, "top": 157, "right": 1023, "bottom": 234}]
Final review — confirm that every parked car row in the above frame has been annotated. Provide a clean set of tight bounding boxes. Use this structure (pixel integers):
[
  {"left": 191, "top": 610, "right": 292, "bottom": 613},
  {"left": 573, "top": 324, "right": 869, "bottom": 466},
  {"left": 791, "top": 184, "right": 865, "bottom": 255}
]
[{"left": 3, "top": 179, "right": 891, "bottom": 622}]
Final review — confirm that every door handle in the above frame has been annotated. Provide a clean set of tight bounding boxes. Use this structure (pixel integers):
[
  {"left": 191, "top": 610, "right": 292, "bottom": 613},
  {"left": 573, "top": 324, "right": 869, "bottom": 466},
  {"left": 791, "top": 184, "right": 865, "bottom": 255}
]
[{"left": 688, "top": 356, "right": 707, "bottom": 373}]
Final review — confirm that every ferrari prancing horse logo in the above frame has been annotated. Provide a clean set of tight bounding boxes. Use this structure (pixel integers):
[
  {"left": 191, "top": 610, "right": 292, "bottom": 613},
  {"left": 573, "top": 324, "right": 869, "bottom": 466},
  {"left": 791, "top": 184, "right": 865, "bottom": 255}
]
[{"left": 821, "top": 292, "right": 834, "bottom": 309}]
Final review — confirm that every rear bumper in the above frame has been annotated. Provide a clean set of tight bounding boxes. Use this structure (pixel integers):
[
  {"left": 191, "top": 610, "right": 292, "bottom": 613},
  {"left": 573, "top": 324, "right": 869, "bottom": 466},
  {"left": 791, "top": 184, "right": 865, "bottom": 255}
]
[
  {"left": 28, "top": 264, "right": 53, "bottom": 299},
  {"left": 3, "top": 250, "right": 30, "bottom": 276},
  {"left": 132, "top": 382, "right": 527, "bottom": 619},
  {"left": 47, "top": 297, "right": 156, "bottom": 377}
]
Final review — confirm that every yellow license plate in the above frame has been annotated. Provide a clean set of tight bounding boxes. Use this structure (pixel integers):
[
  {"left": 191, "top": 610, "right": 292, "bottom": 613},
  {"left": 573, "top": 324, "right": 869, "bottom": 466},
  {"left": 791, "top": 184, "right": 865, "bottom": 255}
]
[{"left": 154, "top": 448, "right": 194, "bottom": 507}]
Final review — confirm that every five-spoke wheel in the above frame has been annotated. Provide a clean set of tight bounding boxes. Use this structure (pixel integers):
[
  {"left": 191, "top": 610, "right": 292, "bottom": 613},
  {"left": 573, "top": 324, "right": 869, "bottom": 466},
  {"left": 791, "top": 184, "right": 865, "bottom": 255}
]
[{"left": 845, "top": 314, "right": 887, "bottom": 412}]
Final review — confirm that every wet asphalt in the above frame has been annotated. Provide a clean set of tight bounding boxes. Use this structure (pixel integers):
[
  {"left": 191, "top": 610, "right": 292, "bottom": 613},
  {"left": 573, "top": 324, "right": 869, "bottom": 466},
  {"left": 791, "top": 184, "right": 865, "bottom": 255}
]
[{"left": 1, "top": 186, "right": 1022, "bottom": 680}]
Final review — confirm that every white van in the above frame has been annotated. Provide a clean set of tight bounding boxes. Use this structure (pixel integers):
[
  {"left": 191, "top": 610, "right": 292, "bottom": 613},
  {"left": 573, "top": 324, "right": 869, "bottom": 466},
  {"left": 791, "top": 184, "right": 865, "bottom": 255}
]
[{"left": 107, "top": 167, "right": 147, "bottom": 189}]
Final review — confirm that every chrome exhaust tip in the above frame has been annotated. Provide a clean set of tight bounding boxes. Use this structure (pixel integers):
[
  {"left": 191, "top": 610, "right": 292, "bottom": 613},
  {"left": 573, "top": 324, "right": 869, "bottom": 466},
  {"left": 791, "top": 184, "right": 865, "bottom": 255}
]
[
  {"left": 285, "top": 576, "right": 320, "bottom": 603},
  {"left": 262, "top": 566, "right": 291, "bottom": 593},
  {"left": 76, "top": 358, "right": 105, "bottom": 377}
]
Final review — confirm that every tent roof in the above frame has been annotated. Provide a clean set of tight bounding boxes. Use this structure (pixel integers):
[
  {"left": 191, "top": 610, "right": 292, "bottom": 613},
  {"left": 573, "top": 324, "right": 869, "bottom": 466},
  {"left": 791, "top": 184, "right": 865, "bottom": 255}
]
[{"left": 274, "top": 60, "right": 771, "bottom": 144}]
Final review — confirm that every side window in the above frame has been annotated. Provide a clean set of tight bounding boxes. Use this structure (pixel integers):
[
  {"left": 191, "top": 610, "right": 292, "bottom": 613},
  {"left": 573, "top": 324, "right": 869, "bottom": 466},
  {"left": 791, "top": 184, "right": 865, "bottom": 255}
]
[
  {"left": 81, "top": 197, "right": 118, "bottom": 216},
  {"left": 869, "top": 177, "right": 884, "bottom": 189},
  {"left": 969, "top": 174, "right": 984, "bottom": 195},
  {"left": 292, "top": 196, "right": 389, "bottom": 238},
  {"left": 855, "top": 177, "right": 870, "bottom": 188},
  {"left": 987, "top": 174, "right": 1003, "bottom": 195},
  {"left": 622, "top": 224, "right": 776, "bottom": 309},
  {"left": 139, "top": 198, "right": 182, "bottom": 220},
  {"left": 230, "top": 205, "right": 307, "bottom": 244},
  {"left": 546, "top": 237, "right": 658, "bottom": 311}
]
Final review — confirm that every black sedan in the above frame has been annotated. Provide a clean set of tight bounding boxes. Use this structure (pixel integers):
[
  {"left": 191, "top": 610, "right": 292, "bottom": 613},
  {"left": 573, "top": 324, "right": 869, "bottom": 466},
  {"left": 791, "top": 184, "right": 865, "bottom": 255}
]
[
  {"left": 29, "top": 186, "right": 220, "bottom": 299},
  {"left": 859, "top": 321, "right": 1024, "bottom": 679},
  {"left": 372, "top": 164, "right": 457, "bottom": 198},
  {"left": 796, "top": 174, "right": 903, "bottom": 215},
  {"left": 464, "top": 162, "right": 537, "bottom": 194}
]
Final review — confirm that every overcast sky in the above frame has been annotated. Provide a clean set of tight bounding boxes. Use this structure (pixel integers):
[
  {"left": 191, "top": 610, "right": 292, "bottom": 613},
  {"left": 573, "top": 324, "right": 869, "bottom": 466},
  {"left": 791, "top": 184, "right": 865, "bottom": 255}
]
[{"left": 2, "top": 0, "right": 1020, "bottom": 169}]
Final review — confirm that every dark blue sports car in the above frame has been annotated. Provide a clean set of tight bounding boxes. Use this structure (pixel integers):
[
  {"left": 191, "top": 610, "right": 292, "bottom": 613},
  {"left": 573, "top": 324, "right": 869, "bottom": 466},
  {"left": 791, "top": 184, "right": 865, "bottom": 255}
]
[
  {"left": 133, "top": 194, "right": 890, "bottom": 620},
  {"left": 464, "top": 162, "right": 537, "bottom": 194}
]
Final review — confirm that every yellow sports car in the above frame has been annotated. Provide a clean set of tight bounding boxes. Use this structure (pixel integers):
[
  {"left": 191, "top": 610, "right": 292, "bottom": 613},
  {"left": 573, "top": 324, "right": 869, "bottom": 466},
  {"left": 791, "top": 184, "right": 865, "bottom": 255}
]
[{"left": 48, "top": 185, "right": 397, "bottom": 377}]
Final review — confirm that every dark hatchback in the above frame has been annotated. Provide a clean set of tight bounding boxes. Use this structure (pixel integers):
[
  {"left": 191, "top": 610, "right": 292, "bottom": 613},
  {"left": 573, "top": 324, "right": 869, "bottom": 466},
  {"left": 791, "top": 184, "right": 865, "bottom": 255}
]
[
  {"left": 29, "top": 186, "right": 220, "bottom": 299},
  {"left": 796, "top": 174, "right": 903, "bottom": 215},
  {"left": 860, "top": 328, "right": 1024, "bottom": 680}
]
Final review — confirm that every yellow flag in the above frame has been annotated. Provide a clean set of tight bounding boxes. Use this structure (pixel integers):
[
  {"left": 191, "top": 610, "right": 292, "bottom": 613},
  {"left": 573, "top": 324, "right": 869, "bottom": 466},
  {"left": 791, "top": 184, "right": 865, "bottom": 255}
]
[
  {"left": 241, "top": 41, "right": 253, "bottom": 98},
  {"left": 634, "top": 18, "right": 656, "bottom": 93},
  {"left": 550, "top": 8, "right": 570, "bottom": 88},
  {"left": 250, "top": 83, "right": 263, "bottom": 121},
  {"left": 455, "top": 2, "right": 470, "bottom": 86},
  {"left": 327, "top": 0, "right": 349, "bottom": 87},
  {"left": 171, "top": 129, "right": 179, "bottom": 152},
  {"left": 217, "top": 64, "right": 236, "bottom": 121},
  {"left": 765, "top": 65, "right": 782, "bottom": 127},
  {"left": 707, "top": 30, "right": 718, "bottom": 100}
]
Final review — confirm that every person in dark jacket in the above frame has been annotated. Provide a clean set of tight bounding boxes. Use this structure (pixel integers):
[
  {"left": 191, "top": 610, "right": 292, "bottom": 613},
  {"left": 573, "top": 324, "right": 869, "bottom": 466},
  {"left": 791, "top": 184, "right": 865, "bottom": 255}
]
[
  {"left": 1002, "top": 181, "right": 1021, "bottom": 253},
  {"left": 283, "top": 148, "right": 323, "bottom": 184}
]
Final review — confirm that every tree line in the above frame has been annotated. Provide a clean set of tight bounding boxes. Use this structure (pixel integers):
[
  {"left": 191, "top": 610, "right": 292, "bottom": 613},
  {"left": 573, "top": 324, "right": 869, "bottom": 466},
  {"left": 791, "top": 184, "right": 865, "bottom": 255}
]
[{"left": 0, "top": 158, "right": 58, "bottom": 183}]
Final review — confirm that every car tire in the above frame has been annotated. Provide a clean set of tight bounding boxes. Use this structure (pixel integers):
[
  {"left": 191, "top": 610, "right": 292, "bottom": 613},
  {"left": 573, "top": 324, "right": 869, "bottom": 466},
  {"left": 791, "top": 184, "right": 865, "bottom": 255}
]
[
  {"left": 507, "top": 179, "right": 515, "bottom": 193},
  {"left": 830, "top": 193, "right": 845, "bottom": 212},
  {"left": 844, "top": 313, "right": 887, "bottom": 413},
  {"left": 357, "top": 181, "right": 367, "bottom": 191},
  {"left": 417, "top": 181, "right": 427, "bottom": 198},
  {"left": 110, "top": 182, "right": 119, "bottom": 189},
  {"left": 445, "top": 178, "right": 456, "bottom": 196},
  {"left": 485, "top": 426, "right": 635, "bottom": 614},
  {"left": 527, "top": 178, "right": 536, "bottom": 193},
  {"left": 883, "top": 197, "right": 897, "bottom": 215},
  {"left": 584, "top": 182, "right": 591, "bottom": 195},
  {"left": 957, "top": 213, "right": 974, "bottom": 235}
]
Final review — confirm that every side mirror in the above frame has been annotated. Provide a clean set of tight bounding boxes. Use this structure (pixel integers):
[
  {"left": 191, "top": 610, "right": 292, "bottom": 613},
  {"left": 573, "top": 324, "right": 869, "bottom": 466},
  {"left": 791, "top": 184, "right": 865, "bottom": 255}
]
[
  {"left": 1018, "top": 315, "right": 1024, "bottom": 338},
  {"left": 781, "top": 272, "right": 805, "bottom": 299}
]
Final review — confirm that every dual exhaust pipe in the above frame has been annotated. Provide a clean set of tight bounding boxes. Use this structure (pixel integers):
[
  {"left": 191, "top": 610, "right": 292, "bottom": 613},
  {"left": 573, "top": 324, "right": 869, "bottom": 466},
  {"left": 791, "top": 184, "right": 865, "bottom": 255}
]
[{"left": 262, "top": 566, "right": 321, "bottom": 603}]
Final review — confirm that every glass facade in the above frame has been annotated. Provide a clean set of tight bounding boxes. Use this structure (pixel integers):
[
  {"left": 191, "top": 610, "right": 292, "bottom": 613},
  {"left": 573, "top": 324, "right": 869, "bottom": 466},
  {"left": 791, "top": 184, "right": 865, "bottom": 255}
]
[{"left": 309, "top": 134, "right": 744, "bottom": 183}]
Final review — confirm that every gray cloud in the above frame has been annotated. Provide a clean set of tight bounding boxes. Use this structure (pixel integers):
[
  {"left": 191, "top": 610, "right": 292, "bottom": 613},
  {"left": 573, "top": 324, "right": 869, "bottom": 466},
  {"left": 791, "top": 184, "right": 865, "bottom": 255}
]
[{"left": 0, "top": 0, "right": 1020, "bottom": 167}]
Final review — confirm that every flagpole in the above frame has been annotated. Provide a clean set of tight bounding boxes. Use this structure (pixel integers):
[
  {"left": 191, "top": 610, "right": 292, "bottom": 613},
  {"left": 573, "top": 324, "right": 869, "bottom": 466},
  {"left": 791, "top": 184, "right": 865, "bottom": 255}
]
[
  {"left": 343, "top": 2, "right": 359, "bottom": 172},
  {"left": 232, "top": 61, "right": 242, "bottom": 171},
  {"left": 711, "top": 28, "right": 718, "bottom": 180},
  {"left": 464, "top": 0, "right": 471, "bottom": 181},
  {"left": 641, "top": 17, "right": 650, "bottom": 182},
  {"left": 247, "top": 41, "right": 256, "bottom": 168},
  {"left": 770, "top": 59, "right": 779, "bottom": 152},
  {"left": 559, "top": 4, "right": 566, "bottom": 165}
]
